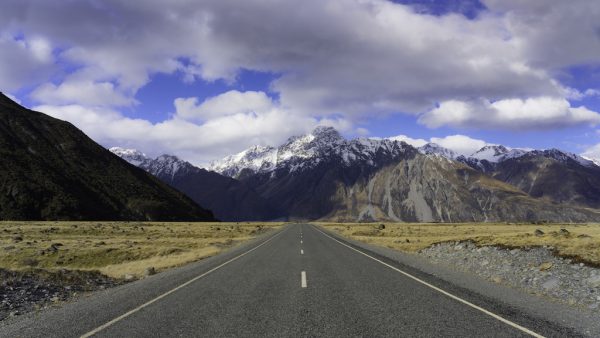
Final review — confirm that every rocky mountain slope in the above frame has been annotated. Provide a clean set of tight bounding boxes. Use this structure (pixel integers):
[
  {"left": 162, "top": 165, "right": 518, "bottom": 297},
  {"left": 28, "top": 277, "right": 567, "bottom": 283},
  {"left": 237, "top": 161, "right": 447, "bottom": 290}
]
[
  {"left": 111, "top": 148, "right": 277, "bottom": 221},
  {"left": 425, "top": 143, "right": 600, "bottom": 209},
  {"left": 0, "top": 93, "right": 214, "bottom": 221},
  {"left": 209, "top": 127, "right": 600, "bottom": 222}
]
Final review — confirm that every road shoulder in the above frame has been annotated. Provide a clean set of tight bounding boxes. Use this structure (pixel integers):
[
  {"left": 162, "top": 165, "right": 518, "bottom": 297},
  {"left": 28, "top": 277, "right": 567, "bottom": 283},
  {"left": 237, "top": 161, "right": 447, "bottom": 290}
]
[{"left": 315, "top": 224, "right": 600, "bottom": 337}]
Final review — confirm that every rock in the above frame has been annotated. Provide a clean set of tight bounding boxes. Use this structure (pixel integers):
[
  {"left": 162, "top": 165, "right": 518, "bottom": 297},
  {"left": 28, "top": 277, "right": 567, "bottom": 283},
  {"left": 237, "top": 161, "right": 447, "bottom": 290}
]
[
  {"left": 124, "top": 274, "right": 135, "bottom": 281},
  {"left": 542, "top": 278, "right": 560, "bottom": 290},
  {"left": 12, "top": 235, "right": 23, "bottom": 243},
  {"left": 144, "top": 267, "right": 156, "bottom": 276},
  {"left": 534, "top": 229, "right": 544, "bottom": 236},
  {"left": 559, "top": 228, "right": 570, "bottom": 235},
  {"left": 586, "top": 275, "right": 600, "bottom": 287},
  {"left": 539, "top": 262, "right": 553, "bottom": 271},
  {"left": 377, "top": 224, "right": 385, "bottom": 230}
]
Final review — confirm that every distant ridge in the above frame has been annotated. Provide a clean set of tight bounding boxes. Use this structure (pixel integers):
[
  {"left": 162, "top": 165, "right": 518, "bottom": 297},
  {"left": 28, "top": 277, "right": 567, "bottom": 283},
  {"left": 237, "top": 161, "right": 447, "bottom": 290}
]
[
  {"left": 205, "top": 127, "right": 600, "bottom": 222},
  {"left": 111, "top": 148, "right": 278, "bottom": 221},
  {"left": 0, "top": 93, "right": 215, "bottom": 221}
]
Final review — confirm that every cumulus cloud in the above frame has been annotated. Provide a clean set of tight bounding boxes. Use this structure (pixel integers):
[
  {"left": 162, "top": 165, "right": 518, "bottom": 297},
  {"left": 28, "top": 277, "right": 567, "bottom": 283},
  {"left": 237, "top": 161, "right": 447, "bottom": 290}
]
[
  {"left": 386, "top": 133, "right": 489, "bottom": 156},
  {"left": 386, "top": 135, "right": 428, "bottom": 148},
  {"left": 419, "top": 97, "right": 600, "bottom": 129},
  {"left": 582, "top": 143, "right": 600, "bottom": 163},
  {"left": 31, "top": 79, "right": 135, "bottom": 107},
  {"left": 0, "top": 34, "right": 55, "bottom": 91},
  {"left": 2, "top": 0, "right": 600, "bottom": 159},
  {"left": 2, "top": 0, "right": 595, "bottom": 115},
  {"left": 174, "top": 90, "right": 275, "bottom": 121},
  {"left": 33, "top": 92, "right": 350, "bottom": 165},
  {"left": 429, "top": 135, "right": 489, "bottom": 156}
]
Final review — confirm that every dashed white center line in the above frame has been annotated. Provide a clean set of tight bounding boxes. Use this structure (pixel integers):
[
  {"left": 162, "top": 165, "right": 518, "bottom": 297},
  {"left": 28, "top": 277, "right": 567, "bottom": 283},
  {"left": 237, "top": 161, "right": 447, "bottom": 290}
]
[
  {"left": 301, "top": 271, "right": 307, "bottom": 288},
  {"left": 301, "top": 249, "right": 304, "bottom": 255},
  {"left": 300, "top": 240, "right": 303, "bottom": 244}
]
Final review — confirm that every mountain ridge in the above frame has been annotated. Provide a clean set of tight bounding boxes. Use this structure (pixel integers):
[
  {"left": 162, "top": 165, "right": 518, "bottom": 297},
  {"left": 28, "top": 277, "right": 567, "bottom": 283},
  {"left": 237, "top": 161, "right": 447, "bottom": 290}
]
[
  {"left": 111, "top": 148, "right": 278, "bottom": 221},
  {"left": 0, "top": 93, "right": 215, "bottom": 221}
]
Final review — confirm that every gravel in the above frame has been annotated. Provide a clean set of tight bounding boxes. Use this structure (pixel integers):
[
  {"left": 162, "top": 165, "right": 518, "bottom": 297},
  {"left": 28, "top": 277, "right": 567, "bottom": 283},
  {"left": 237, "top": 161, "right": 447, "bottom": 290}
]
[
  {"left": 0, "top": 268, "right": 122, "bottom": 321},
  {"left": 419, "top": 241, "right": 600, "bottom": 313}
]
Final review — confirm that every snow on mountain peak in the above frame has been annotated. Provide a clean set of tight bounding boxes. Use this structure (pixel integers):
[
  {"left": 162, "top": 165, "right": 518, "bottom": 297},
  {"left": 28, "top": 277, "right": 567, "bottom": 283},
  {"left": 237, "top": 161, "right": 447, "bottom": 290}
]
[
  {"left": 532, "top": 149, "right": 595, "bottom": 167},
  {"left": 208, "top": 126, "right": 411, "bottom": 177},
  {"left": 109, "top": 147, "right": 149, "bottom": 166},
  {"left": 418, "top": 143, "right": 457, "bottom": 159}
]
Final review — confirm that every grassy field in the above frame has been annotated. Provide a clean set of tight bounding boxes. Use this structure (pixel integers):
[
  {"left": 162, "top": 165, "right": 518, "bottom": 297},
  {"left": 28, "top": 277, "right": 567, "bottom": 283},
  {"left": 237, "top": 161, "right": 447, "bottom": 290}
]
[
  {"left": 319, "top": 222, "right": 600, "bottom": 266},
  {"left": 0, "top": 222, "right": 283, "bottom": 279}
]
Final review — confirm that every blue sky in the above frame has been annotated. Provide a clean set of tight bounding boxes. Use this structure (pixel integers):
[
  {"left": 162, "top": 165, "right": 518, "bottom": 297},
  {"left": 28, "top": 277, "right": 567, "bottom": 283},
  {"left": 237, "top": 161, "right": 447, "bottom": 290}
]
[{"left": 2, "top": 0, "right": 600, "bottom": 165}]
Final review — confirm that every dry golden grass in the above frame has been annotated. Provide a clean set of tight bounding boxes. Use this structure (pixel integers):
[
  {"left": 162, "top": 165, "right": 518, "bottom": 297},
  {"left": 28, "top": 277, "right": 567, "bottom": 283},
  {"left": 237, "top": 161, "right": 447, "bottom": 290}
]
[
  {"left": 0, "top": 222, "right": 283, "bottom": 278},
  {"left": 318, "top": 222, "right": 600, "bottom": 265}
]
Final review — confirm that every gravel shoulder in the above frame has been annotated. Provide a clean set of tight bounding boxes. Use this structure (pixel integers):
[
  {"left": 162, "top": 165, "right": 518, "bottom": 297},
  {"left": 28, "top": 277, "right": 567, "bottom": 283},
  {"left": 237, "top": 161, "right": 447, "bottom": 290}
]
[{"left": 318, "top": 224, "right": 600, "bottom": 337}]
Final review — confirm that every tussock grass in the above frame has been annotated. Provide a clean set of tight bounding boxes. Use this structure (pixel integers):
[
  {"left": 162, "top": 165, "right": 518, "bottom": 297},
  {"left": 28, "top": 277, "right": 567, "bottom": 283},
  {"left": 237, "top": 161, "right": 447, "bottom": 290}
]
[
  {"left": 0, "top": 222, "right": 283, "bottom": 278},
  {"left": 319, "top": 222, "right": 600, "bottom": 265}
]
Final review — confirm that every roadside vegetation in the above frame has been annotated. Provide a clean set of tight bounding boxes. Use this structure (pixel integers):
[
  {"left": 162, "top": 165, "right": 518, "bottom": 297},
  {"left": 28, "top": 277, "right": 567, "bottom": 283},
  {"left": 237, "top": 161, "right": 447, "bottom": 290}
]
[
  {"left": 319, "top": 222, "right": 600, "bottom": 265},
  {"left": 0, "top": 221, "right": 283, "bottom": 279}
]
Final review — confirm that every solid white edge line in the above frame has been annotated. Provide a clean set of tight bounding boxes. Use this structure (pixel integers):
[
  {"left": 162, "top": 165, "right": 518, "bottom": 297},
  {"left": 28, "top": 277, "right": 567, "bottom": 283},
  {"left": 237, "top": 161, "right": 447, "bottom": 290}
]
[
  {"left": 312, "top": 225, "right": 544, "bottom": 338},
  {"left": 301, "top": 271, "right": 307, "bottom": 288},
  {"left": 80, "top": 227, "right": 287, "bottom": 338}
]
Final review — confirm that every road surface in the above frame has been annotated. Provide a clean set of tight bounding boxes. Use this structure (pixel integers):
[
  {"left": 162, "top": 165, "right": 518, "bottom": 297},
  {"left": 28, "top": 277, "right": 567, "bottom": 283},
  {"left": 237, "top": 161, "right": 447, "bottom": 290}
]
[{"left": 0, "top": 224, "right": 582, "bottom": 337}]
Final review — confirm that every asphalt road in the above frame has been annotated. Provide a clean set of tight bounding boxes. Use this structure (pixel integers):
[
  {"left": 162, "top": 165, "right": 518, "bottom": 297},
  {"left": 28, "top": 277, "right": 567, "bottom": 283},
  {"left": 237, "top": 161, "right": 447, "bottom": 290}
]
[{"left": 0, "top": 224, "right": 584, "bottom": 337}]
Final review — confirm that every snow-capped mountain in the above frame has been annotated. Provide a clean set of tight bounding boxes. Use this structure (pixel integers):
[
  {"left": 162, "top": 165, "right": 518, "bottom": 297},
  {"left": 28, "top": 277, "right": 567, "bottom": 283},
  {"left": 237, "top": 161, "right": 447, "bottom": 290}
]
[
  {"left": 469, "top": 145, "right": 528, "bottom": 163},
  {"left": 110, "top": 147, "right": 277, "bottom": 221},
  {"left": 417, "top": 143, "right": 458, "bottom": 159},
  {"left": 111, "top": 127, "right": 600, "bottom": 221},
  {"left": 110, "top": 147, "right": 193, "bottom": 179},
  {"left": 110, "top": 147, "right": 151, "bottom": 166},
  {"left": 528, "top": 149, "right": 595, "bottom": 168},
  {"left": 208, "top": 145, "right": 277, "bottom": 178},
  {"left": 413, "top": 142, "right": 595, "bottom": 172},
  {"left": 208, "top": 126, "right": 414, "bottom": 178}
]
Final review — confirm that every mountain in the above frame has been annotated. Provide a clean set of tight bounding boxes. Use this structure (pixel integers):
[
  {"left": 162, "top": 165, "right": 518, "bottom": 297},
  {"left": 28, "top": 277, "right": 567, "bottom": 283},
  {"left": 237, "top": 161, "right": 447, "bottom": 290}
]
[
  {"left": 418, "top": 143, "right": 458, "bottom": 159},
  {"left": 424, "top": 143, "right": 600, "bottom": 209},
  {"left": 0, "top": 93, "right": 215, "bottom": 221},
  {"left": 210, "top": 127, "right": 600, "bottom": 222},
  {"left": 111, "top": 148, "right": 277, "bottom": 221},
  {"left": 491, "top": 149, "right": 600, "bottom": 208}
]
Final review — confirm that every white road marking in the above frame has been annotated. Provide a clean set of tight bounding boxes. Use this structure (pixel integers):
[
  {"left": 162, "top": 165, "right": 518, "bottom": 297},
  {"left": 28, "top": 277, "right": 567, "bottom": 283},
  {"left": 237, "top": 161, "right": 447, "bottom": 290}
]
[
  {"left": 300, "top": 240, "right": 303, "bottom": 244},
  {"left": 312, "top": 226, "right": 544, "bottom": 338},
  {"left": 301, "top": 271, "right": 307, "bottom": 288},
  {"left": 80, "top": 228, "right": 287, "bottom": 338},
  {"left": 301, "top": 249, "right": 304, "bottom": 255}
]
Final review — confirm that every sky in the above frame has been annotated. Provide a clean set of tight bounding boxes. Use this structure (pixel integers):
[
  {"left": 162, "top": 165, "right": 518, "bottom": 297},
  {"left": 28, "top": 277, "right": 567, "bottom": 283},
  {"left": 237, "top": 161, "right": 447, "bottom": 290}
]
[{"left": 2, "top": 0, "right": 600, "bottom": 166}]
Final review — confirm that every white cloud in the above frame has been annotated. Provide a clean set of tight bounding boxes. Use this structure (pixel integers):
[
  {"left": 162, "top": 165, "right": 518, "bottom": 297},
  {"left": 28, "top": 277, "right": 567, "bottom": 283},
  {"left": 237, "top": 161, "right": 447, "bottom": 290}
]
[
  {"left": 419, "top": 97, "right": 600, "bottom": 129},
  {"left": 2, "top": 0, "right": 600, "bottom": 161},
  {"left": 31, "top": 79, "right": 135, "bottom": 107},
  {"left": 387, "top": 135, "right": 428, "bottom": 148},
  {"left": 0, "top": 34, "right": 55, "bottom": 91},
  {"left": 4, "top": 0, "right": 598, "bottom": 122},
  {"left": 385, "top": 133, "right": 489, "bottom": 156},
  {"left": 33, "top": 100, "right": 343, "bottom": 166},
  {"left": 174, "top": 90, "right": 274, "bottom": 121},
  {"left": 429, "top": 135, "right": 489, "bottom": 157},
  {"left": 566, "top": 87, "right": 600, "bottom": 101}
]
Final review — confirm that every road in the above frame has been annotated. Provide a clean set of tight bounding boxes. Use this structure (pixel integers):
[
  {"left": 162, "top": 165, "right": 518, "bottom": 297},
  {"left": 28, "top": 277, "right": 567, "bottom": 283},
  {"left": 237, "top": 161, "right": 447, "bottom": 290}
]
[{"left": 0, "top": 224, "right": 582, "bottom": 337}]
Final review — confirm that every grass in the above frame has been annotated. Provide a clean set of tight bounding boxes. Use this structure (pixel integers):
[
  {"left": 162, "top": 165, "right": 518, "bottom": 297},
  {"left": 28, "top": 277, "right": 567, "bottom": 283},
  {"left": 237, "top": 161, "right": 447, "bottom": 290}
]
[
  {"left": 0, "top": 221, "right": 283, "bottom": 278},
  {"left": 319, "top": 222, "right": 600, "bottom": 265}
]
